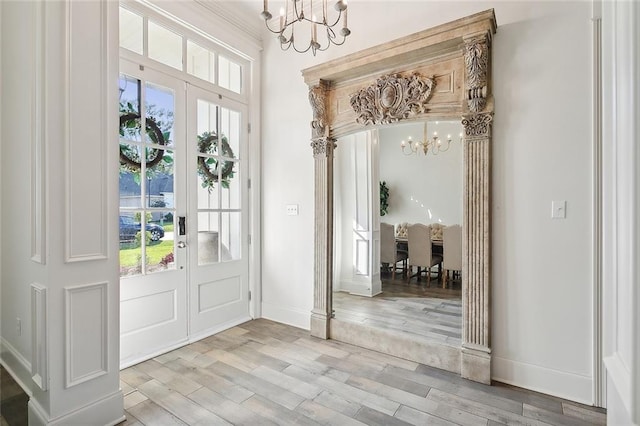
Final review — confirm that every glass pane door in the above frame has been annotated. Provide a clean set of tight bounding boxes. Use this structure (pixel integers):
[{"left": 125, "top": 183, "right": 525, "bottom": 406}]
[{"left": 119, "top": 76, "right": 177, "bottom": 276}]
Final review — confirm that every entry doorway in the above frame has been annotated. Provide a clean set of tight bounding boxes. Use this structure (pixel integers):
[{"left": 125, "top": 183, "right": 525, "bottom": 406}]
[{"left": 118, "top": 59, "right": 250, "bottom": 366}]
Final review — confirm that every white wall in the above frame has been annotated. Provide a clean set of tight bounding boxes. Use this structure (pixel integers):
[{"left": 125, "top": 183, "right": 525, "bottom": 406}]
[
  {"left": 2, "top": 2, "right": 124, "bottom": 424},
  {"left": 334, "top": 131, "right": 381, "bottom": 295},
  {"left": 261, "top": 1, "right": 595, "bottom": 403},
  {"left": 379, "top": 121, "right": 463, "bottom": 227}
]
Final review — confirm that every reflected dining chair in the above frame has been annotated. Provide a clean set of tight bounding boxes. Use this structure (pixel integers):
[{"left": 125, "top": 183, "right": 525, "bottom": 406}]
[
  {"left": 380, "top": 222, "right": 408, "bottom": 280},
  {"left": 442, "top": 224, "right": 462, "bottom": 288},
  {"left": 407, "top": 223, "right": 443, "bottom": 284}
]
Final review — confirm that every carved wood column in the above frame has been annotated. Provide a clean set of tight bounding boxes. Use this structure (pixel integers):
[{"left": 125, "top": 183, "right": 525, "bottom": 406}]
[
  {"left": 461, "top": 31, "right": 493, "bottom": 384},
  {"left": 309, "top": 82, "right": 335, "bottom": 339}
]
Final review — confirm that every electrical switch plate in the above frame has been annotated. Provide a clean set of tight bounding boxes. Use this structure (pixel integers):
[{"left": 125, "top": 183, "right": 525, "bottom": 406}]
[
  {"left": 551, "top": 200, "right": 566, "bottom": 219},
  {"left": 286, "top": 204, "right": 299, "bottom": 216}
]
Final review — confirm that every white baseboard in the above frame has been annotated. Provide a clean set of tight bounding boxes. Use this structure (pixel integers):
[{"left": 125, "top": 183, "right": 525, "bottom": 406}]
[
  {"left": 28, "top": 389, "right": 124, "bottom": 426},
  {"left": 338, "top": 280, "right": 379, "bottom": 297},
  {"left": 0, "top": 336, "right": 33, "bottom": 397},
  {"left": 261, "top": 302, "right": 310, "bottom": 330},
  {"left": 492, "top": 356, "right": 593, "bottom": 405}
]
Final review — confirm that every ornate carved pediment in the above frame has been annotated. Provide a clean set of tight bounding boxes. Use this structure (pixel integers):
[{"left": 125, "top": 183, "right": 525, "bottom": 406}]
[{"left": 349, "top": 73, "right": 435, "bottom": 125}]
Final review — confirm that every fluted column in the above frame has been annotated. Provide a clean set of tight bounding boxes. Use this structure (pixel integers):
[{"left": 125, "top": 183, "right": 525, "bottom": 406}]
[
  {"left": 460, "top": 31, "right": 493, "bottom": 383},
  {"left": 308, "top": 82, "right": 335, "bottom": 339},
  {"left": 461, "top": 112, "right": 492, "bottom": 383}
]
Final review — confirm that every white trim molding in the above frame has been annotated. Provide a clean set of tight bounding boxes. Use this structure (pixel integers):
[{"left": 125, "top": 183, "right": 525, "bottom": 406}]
[
  {"left": 31, "top": 283, "right": 49, "bottom": 391},
  {"left": 591, "top": 8, "right": 605, "bottom": 408},
  {"left": 64, "top": 0, "right": 109, "bottom": 262},
  {"left": 64, "top": 281, "right": 109, "bottom": 388},
  {"left": 30, "top": 0, "right": 46, "bottom": 264},
  {"left": 601, "top": 0, "right": 640, "bottom": 421}
]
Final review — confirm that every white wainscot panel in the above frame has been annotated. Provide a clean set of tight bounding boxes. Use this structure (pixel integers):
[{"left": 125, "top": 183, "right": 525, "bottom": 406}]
[
  {"left": 199, "top": 277, "right": 241, "bottom": 313},
  {"left": 65, "top": 0, "right": 108, "bottom": 261},
  {"left": 65, "top": 282, "right": 108, "bottom": 388},
  {"left": 120, "top": 290, "right": 176, "bottom": 335},
  {"left": 355, "top": 238, "right": 369, "bottom": 276}
]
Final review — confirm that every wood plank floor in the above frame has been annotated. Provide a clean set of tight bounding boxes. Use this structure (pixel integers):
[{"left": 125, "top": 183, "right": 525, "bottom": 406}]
[
  {"left": 0, "top": 365, "right": 29, "bottom": 426},
  {"left": 119, "top": 319, "right": 606, "bottom": 426},
  {"left": 334, "top": 274, "right": 463, "bottom": 347}
]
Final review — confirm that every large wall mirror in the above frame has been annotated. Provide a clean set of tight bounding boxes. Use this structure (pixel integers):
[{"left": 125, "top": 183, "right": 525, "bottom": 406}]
[{"left": 302, "top": 10, "right": 496, "bottom": 383}]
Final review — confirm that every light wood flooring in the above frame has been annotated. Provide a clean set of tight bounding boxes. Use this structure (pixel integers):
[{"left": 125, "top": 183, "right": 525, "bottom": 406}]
[
  {"left": 119, "top": 319, "right": 606, "bottom": 426},
  {"left": 334, "top": 273, "right": 462, "bottom": 347}
]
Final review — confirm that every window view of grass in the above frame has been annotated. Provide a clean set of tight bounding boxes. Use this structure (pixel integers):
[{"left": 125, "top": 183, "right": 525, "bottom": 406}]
[{"left": 120, "top": 238, "right": 174, "bottom": 276}]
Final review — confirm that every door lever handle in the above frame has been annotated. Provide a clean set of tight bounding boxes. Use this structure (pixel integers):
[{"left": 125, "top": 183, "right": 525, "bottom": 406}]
[{"left": 177, "top": 241, "right": 187, "bottom": 249}]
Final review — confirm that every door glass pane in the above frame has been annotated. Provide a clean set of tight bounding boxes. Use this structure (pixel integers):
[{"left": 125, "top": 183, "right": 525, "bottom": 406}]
[
  {"left": 147, "top": 211, "right": 175, "bottom": 274},
  {"left": 197, "top": 100, "right": 218, "bottom": 154},
  {"left": 119, "top": 76, "right": 141, "bottom": 142},
  {"left": 221, "top": 162, "right": 240, "bottom": 210},
  {"left": 145, "top": 149, "right": 174, "bottom": 208},
  {"left": 148, "top": 21, "right": 183, "bottom": 70},
  {"left": 218, "top": 55, "right": 242, "bottom": 94},
  {"left": 220, "top": 212, "right": 241, "bottom": 261},
  {"left": 198, "top": 212, "right": 219, "bottom": 265},
  {"left": 119, "top": 214, "right": 142, "bottom": 276},
  {"left": 145, "top": 82, "right": 175, "bottom": 148},
  {"left": 198, "top": 161, "right": 219, "bottom": 209},
  {"left": 220, "top": 107, "right": 240, "bottom": 159},
  {"left": 119, "top": 7, "right": 143, "bottom": 54},
  {"left": 187, "top": 40, "right": 215, "bottom": 83},
  {"left": 119, "top": 144, "right": 142, "bottom": 208}
]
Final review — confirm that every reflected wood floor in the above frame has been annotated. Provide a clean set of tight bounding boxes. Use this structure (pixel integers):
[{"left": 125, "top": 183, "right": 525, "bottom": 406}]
[
  {"left": 334, "top": 273, "right": 463, "bottom": 347},
  {"left": 119, "top": 319, "right": 606, "bottom": 426}
]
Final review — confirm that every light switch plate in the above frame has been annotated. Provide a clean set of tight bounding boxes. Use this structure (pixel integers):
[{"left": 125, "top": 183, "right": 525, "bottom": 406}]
[
  {"left": 552, "top": 200, "right": 566, "bottom": 219},
  {"left": 286, "top": 204, "right": 299, "bottom": 216}
]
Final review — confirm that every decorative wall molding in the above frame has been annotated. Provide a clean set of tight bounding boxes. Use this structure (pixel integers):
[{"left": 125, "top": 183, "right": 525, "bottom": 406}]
[
  {"left": 30, "top": 0, "right": 46, "bottom": 264},
  {"left": 309, "top": 83, "right": 328, "bottom": 140},
  {"left": 30, "top": 283, "right": 48, "bottom": 391},
  {"left": 302, "top": 9, "right": 496, "bottom": 383},
  {"left": 64, "top": 282, "right": 108, "bottom": 388},
  {"left": 349, "top": 73, "right": 435, "bottom": 125},
  {"left": 64, "top": 0, "right": 109, "bottom": 262},
  {"left": 463, "top": 34, "right": 490, "bottom": 113},
  {"left": 311, "top": 138, "right": 337, "bottom": 158}
]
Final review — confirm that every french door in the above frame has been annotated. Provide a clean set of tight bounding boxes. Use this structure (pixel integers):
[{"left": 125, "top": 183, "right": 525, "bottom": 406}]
[
  {"left": 187, "top": 84, "right": 250, "bottom": 338},
  {"left": 119, "top": 59, "right": 250, "bottom": 366},
  {"left": 119, "top": 60, "right": 188, "bottom": 365}
]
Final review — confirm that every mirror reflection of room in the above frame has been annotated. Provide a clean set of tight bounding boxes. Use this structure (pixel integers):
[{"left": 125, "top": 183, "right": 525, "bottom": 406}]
[{"left": 333, "top": 120, "right": 463, "bottom": 348}]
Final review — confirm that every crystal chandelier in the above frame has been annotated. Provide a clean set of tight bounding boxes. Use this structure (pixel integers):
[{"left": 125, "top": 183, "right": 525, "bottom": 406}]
[
  {"left": 400, "top": 122, "right": 463, "bottom": 156},
  {"left": 260, "top": 0, "right": 351, "bottom": 56}
]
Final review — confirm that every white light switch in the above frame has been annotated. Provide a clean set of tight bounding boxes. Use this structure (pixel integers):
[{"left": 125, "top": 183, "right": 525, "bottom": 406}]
[
  {"left": 286, "top": 204, "right": 299, "bottom": 216},
  {"left": 551, "top": 200, "right": 566, "bottom": 219}
]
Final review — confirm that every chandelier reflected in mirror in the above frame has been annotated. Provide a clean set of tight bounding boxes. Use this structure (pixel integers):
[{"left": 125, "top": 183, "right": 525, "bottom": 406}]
[
  {"left": 401, "top": 122, "right": 463, "bottom": 156},
  {"left": 260, "top": 0, "right": 350, "bottom": 55}
]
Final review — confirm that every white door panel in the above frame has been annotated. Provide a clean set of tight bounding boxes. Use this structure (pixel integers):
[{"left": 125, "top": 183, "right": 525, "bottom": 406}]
[
  {"left": 187, "top": 85, "right": 250, "bottom": 336},
  {"left": 119, "top": 60, "right": 188, "bottom": 365}
]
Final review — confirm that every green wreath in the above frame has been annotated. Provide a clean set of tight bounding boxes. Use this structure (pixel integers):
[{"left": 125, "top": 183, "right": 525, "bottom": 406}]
[
  {"left": 197, "top": 132, "right": 235, "bottom": 191},
  {"left": 119, "top": 112, "right": 167, "bottom": 171}
]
